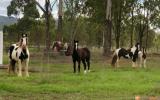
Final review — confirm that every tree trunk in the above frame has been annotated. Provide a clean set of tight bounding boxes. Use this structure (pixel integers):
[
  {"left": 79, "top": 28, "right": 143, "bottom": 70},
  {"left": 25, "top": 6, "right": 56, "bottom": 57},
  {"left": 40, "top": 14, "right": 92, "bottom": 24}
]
[
  {"left": 131, "top": 1, "right": 134, "bottom": 47},
  {"left": 115, "top": 1, "right": 122, "bottom": 49},
  {"left": 35, "top": 0, "right": 51, "bottom": 52},
  {"left": 139, "top": 4, "right": 147, "bottom": 50},
  {"left": 145, "top": 9, "right": 149, "bottom": 52},
  {"left": 56, "top": 0, "right": 63, "bottom": 41},
  {"left": 45, "top": 0, "right": 51, "bottom": 51},
  {"left": 103, "top": 0, "right": 112, "bottom": 56}
]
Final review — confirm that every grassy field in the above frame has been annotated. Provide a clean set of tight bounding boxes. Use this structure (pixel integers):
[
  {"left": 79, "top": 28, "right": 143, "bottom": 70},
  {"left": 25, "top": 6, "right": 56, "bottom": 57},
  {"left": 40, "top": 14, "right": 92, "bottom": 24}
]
[{"left": 1, "top": 53, "right": 160, "bottom": 100}]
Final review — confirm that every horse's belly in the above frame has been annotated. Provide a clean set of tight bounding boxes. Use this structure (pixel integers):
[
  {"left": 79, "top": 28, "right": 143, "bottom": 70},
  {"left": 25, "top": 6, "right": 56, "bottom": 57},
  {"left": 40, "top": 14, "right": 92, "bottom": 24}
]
[{"left": 11, "top": 50, "right": 21, "bottom": 61}]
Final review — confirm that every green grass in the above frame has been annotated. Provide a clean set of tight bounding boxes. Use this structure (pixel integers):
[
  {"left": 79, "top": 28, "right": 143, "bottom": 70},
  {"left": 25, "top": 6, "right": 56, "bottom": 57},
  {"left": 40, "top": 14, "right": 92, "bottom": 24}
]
[{"left": 1, "top": 53, "right": 160, "bottom": 100}]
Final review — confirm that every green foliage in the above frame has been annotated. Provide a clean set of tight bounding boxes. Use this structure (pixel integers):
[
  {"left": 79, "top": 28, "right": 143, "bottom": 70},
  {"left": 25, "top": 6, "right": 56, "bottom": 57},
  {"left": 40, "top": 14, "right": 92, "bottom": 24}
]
[
  {"left": 7, "top": 0, "right": 39, "bottom": 18},
  {"left": 4, "top": 0, "right": 57, "bottom": 47},
  {"left": 84, "top": 0, "right": 106, "bottom": 24},
  {"left": 4, "top": 0, "right": 160, "bottom": 51}
]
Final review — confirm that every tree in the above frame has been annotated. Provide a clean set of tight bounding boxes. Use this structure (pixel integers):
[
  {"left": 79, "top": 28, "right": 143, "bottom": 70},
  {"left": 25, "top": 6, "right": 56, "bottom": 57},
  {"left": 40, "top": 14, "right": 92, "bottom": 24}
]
[
  {"left": 36, "top": 0, "right": 52, "bottom": 51},
  {"left": 7, "top": 0, "right": 40, "bottom": 40},
  {"left": 56, "top": 0, "right": 63, "bottom": 41},
  {"left": 103, "top": 0, "right": 112, "bottom": 55}
]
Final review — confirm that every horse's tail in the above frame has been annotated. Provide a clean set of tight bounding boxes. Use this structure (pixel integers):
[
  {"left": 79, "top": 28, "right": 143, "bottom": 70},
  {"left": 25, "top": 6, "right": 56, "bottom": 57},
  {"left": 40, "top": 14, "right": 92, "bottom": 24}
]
[
  {"left": 9, "top": 60, "right": 16, "bottom": 73},
  {"left": 8, "top": 45, "right": 16, "bottom": 72},
  {"left": 8, "top": 45, "right": 15, "bottom": 59},
  {"left": 111, "top": 52, "right": 118, "bottom": 67}
]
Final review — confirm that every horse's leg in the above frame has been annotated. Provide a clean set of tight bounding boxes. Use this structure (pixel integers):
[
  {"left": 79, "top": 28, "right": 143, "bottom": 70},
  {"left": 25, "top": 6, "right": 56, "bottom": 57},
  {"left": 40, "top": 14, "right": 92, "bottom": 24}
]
[
  {"left": 8, "top": 60, "right": 16, "bottom": 74},
  {"left": 139, "top": 56, "right": 143, "bottom": 68},
  {"left": 82, "top": 59, "right": 87, "bottom": 74},
  {"left": 78, "top": 60, "right": 81, "bottom": 73},
  {"left": 13, "top": 63, "right": 16, "bottom": 74},
  {"left": 18, "top": 60, "right": 22, "bottom": 77},
  {"left": 86, "top": 59, "right": 90, "bottom": 72},
  {"left": 117, "top": 58, "right": 120, "bottom": 67},
  {"left": 138, "top": 52, "right": 143, "bottom": 67},
  {"left": 73, "top": 61, "right": 76, "bottom": 73},
  {"left": 132, "top": 57, "right": 137, "bottom": 68},
  {"left": 132, "top": 61, "right": 136, "bottom": 67},
  {"left": 143, "top": 59, "right": 146, "bottom": 68},
  {"left": 24, "top": 59, "right": 29, "bottom": 77},
  {"left": 8, "top": 60, "right": 12, "bottom": 74}
]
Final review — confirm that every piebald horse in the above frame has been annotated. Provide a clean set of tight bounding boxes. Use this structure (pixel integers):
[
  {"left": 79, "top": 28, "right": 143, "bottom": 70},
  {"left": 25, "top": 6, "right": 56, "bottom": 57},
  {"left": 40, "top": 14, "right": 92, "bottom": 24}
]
[
  {"left": 111, "top": 43, "right": 146, "bottom": 68},
  {"left": 8, "top": 33, "right": 29, "bottom": 77},
  {"left": 65, "top": 40, "right": 91, "bottom": 74}
]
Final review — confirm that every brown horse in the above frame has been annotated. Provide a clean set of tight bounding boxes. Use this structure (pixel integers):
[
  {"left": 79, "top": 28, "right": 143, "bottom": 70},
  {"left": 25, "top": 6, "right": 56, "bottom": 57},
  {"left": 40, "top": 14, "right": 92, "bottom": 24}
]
[{"left": 65, "top": 40, "right": 90, "bottom": 74}]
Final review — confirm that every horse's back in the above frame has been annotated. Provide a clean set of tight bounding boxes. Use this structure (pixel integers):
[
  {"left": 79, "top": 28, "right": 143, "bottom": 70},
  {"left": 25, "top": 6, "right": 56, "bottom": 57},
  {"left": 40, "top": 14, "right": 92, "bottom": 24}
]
[{"left": 81, "top": 47, "right": 90, "bottom": 59}]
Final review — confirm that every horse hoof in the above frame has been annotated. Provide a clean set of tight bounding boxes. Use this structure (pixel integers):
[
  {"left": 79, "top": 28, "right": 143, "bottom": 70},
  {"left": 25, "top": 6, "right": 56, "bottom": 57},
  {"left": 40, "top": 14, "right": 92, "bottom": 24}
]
[{"left": 84, "top": 70, "right": 87, "bottom": 74}]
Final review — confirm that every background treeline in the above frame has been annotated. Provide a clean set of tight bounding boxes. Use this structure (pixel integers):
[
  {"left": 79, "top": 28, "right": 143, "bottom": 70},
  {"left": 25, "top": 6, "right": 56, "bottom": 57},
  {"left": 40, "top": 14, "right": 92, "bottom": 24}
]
[{"left": 3, "top": 0, "right": 160, "bottom": 54}]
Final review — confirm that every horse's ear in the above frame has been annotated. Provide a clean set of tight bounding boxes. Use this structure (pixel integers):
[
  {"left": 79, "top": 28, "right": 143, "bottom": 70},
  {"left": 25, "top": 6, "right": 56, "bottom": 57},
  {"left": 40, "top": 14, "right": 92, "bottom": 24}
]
[
  {"left": 21, "top": 33, "right": 27, "bottom": 37},
  {"left": 136, "top": 42, "right": 140, "bottom": 46}
]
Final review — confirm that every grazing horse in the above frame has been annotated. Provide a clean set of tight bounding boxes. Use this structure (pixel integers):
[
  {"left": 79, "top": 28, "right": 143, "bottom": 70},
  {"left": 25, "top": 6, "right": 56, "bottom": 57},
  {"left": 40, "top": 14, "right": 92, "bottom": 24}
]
[
  {"left": 65, "top": 40, "right": 90, "bottom": 74},
  {"left": 52, "top": 41, "right": 68, "bottom": 52},
  {"left": 111, "top": 43, "right": 146, "bottom": 68},
  {"left": 8, "top": 33, "right": 29, "bottom": 77}
]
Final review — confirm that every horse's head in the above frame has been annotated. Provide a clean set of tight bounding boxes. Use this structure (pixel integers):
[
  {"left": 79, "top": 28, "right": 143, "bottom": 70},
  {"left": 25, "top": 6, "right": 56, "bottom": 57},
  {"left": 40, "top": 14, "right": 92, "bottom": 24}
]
[
  {"left": 65, "top": 40, "right": 79, "bottom": 56},
  {"left": 74, "top": 40, "right": 79, "bottom": 50},
  {"left": 20, "top": 33, "right": 28, "bottom": 48},
  {"left": 65, "top": 43, "right": 72, "bottom": 56},
  {"left": 52, "top": 41, "right": 63, "bottom": 51},
  {"left": 135, "top": 43, "right": 140, "bottom": 51}
]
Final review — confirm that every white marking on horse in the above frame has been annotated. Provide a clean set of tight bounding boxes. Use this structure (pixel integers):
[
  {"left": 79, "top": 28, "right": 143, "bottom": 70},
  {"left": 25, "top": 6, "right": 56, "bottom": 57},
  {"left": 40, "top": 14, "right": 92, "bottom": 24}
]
[
  {"left": 131, "top": 46, "right": 136, "bottom": 54},
  {"left": 115, "top": 48, "right": 121, "bottom": 56},
  {"left": 125, "top": 54, "right": 130, "bottom": 58},
  {"left": 75, "top": 42, "right": 78, "bottom": 50},
  {"left": 21, "top": 37, "right": 27, "bottom": 47}
]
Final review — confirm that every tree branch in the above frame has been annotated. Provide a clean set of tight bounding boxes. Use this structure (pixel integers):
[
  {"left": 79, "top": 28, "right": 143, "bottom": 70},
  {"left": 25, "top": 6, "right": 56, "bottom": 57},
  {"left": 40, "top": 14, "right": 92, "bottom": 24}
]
[
  {"left": 35, "top": 1, "right": 46, "bottom": 13},
  {"left": 51, "top": 0, "right": 58, "bottom": 10}
]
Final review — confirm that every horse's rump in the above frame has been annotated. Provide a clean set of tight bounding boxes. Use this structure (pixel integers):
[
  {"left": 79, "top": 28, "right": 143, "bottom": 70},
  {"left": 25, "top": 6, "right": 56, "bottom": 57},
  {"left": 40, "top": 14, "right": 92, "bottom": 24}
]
[
  {"left": 9, "top": 45, "right": 15, "bottom": 59},
  {"left": 78, "top": 48, "right": 90, "bottom": 59}
]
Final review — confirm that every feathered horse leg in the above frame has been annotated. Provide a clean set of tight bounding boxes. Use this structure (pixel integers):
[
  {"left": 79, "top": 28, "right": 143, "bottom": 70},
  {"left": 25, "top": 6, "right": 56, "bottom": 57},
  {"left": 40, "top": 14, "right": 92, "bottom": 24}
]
[{"left": 111, "top": 52, "right": 118, "bottom": 67}]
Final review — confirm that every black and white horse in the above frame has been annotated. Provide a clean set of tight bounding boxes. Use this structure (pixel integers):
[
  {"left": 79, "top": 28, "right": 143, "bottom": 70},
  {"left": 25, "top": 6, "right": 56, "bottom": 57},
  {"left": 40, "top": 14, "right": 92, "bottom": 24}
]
[
  {"left": 65, "top": 40, "right": 91, "bottom": 74},
  {"left": 8, "top": 33, "right": 29, "bottom": 77},
  {"left": 111, "top": 43, "right": 146, "bottom": 68}
]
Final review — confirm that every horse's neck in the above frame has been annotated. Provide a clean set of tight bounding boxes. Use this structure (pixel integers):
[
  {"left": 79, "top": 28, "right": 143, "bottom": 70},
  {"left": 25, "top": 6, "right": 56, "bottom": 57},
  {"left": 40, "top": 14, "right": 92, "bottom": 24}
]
[
  {"left": 16, "top": 41, "right": 23, "bottom": 47},
  {"left": 73, "top": 47, "right": 79, "bottom": 53}
]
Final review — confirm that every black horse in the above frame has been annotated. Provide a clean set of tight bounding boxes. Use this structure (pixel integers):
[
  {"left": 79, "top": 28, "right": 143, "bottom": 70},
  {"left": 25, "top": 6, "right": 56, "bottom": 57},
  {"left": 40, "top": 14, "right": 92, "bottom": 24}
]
[{"left": 65, "top": 40, "right": 90, "bottom": 74}]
